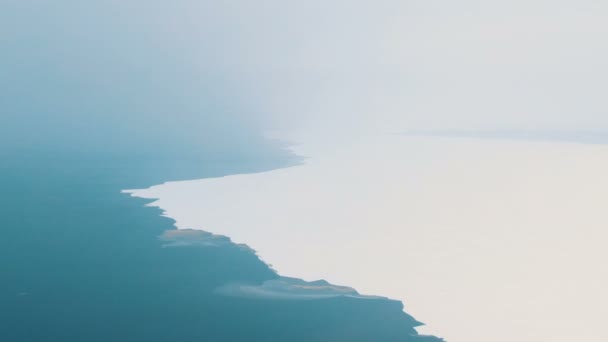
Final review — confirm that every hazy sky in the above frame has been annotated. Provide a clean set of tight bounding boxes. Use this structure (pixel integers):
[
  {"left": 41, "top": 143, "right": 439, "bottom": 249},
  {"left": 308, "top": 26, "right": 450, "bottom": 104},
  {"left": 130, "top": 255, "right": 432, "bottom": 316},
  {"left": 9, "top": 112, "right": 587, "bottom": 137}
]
[
  {"left": 152, "top": 0, "right": 608, "bottom": 134},
  {"left": 4, "top": 0, "right": 607, "bottom": 139}
]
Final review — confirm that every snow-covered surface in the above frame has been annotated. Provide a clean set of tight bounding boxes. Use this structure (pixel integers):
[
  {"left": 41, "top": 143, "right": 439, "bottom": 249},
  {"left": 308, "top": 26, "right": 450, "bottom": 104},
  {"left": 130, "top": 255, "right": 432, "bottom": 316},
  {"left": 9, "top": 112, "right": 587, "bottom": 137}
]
[{"left": 127, "top": 134, "right": 608, "bottom": 341}]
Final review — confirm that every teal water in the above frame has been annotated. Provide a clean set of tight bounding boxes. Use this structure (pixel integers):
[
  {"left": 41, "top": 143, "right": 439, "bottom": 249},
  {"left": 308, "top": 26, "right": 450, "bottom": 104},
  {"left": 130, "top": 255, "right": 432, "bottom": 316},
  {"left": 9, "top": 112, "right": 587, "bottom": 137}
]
[{"left": 0, "top": 146, "right": 441, "bottom": 341}]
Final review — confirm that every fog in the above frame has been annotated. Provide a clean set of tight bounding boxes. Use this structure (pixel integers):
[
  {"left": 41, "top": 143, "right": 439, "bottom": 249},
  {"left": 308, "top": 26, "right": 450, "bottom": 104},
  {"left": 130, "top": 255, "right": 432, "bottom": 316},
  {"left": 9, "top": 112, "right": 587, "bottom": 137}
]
[{"left": 5, "top": 0, "right": 608, "bottom": 145}]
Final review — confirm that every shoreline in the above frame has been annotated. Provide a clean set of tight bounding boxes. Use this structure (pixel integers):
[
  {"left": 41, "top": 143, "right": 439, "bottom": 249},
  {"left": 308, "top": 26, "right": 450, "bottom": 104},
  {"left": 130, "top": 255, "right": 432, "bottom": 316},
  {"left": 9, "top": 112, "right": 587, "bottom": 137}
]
[{"left": 128, "top": 134, "right": 608, "bottom": 341}]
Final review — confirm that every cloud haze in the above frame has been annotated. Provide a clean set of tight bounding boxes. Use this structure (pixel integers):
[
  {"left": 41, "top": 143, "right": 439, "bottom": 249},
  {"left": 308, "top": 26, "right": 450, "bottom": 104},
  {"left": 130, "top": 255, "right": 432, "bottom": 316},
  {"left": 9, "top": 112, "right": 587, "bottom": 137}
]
[{"left": 5, "top": 0, "right": 607, "bottom": 147}]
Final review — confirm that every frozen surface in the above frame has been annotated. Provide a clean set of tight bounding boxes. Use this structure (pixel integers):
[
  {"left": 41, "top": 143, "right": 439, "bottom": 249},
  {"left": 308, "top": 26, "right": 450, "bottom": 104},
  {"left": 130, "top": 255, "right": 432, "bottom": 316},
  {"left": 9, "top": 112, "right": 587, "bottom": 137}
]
[{"left": 128, "top": 135, "right": 608, "bottom": 341}]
